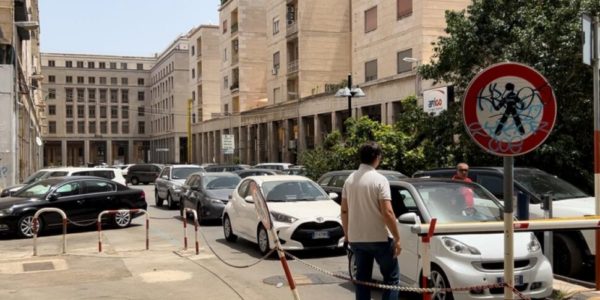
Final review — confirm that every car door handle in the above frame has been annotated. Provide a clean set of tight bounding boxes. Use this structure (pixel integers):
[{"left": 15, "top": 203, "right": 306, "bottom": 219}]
[
  {"left": 106, "top": 196, "right": 113, "bottom": 200},
  {"left": 77, "top": 200, "right": 85, "bottom": 204}
]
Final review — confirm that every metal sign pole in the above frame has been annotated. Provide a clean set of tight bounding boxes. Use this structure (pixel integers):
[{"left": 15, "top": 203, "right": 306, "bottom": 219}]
[
  {"left": 503, "top": 157, "right": 515, "bottom": 299},
  {"left": 593, "top": 15, "right": 600, "bottom": 291}
]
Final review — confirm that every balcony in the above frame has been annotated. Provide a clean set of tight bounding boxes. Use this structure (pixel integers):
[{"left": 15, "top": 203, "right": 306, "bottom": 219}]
[
  {"left": 287, "top": 60, "right": 298, "bottom": 74},
  {"left": 231, "top": 23, "right": 238, "bottom": 34},
  {"left": 286, "top": 21, "right": 298, "bottom": 37},
  {"left": 230, "top": 82, "right": 239, "bottom": 92}
]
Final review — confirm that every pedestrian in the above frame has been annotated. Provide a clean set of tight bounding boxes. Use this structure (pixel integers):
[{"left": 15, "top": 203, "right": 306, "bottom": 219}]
[
  {"left": 452, "top": 162, "right": 471, "bottom": 182},
  {"left": 452, "top": 162, "right": 474, "bottom": 211},
  {"left": 340, "top": 141, "right": 402, "bottom": 300}
]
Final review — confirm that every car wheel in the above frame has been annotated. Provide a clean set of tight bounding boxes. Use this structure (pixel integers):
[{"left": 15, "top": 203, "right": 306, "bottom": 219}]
[
  {"left": 223, "top": 215, "right": 237, "bottom": 242},
  {"left": 131, "top": 177, "right": 139, "bottom": 185},
  {"left": 113, "top": 210, "right": 132, "bottom": 228},
  {"left": 154, "top": 189, "right": 163, "bottom": 207},
  {"left": 167, "top": 192, "right": 177, "bottom": 210},
  {"left": 553, "top": 233, "right": 583, "bottom": 277},
  {"left": 17, "top": 213, "right": 42, "bottom": 238},
  {"left": 430, "top": 266, "right": 453, "bottom": 300},
  {"left": 257, "top": 225, "right": 271, "bottom": 255}
]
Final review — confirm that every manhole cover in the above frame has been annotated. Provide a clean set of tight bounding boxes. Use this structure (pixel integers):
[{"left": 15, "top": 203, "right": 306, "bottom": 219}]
[{"left": 22, "top": 262, "right": 55, "bottom": 272}]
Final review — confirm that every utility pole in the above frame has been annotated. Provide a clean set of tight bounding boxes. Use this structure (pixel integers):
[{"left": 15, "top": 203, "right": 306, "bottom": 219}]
[{"left": 187, "top": 98, "right": 192, "bottom": 163}]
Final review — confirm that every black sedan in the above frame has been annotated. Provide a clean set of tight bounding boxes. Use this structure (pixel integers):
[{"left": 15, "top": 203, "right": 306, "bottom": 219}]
[
  {"left": 0, "top": 176, "right": 147, "bottom": 238},
  {"left": 179, "top": 172, "right": 241, "bottom": 224}
]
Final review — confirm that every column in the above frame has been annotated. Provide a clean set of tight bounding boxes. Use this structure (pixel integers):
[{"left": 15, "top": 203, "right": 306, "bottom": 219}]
[
  {"left": 246, "top": 126, "right": 253, "bottom": 165},
  {"left": 61, "top": 140, "right": 67, "bottom": 167},
  {"left": 267, "top": 122, "right": 274, "bottom": 161},
  {"left": 314, "top": 115, "right": 322, "bottom": 146},
  {"left": 298, "top": 117, "right": 305, "bottom": 153},
  {"left": 174, "top": 135, "right": 180, "bottom": 163},
  {"left": 105, "top": 140, "right": 112, "bottom": 165},
  {"left": 283, "top": 120, "right": 290, "bottom": 163},
  {"left": 127, "top": 140, "right": 134, "bottom": 164},
  {"left": 256, "top": 125, "right": 262, "bottom": 163},
  {"left": 83, "top": 139, "right": 90, "bottom": 166}
]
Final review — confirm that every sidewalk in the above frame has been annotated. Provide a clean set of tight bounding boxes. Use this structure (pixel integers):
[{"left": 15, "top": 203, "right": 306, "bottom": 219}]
[{"left": 554, "top": 279, "right": 599, "bottom": 299}]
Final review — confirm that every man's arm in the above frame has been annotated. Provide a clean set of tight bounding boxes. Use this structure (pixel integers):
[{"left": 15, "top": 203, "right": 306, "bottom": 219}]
[
  {"left": 341, "top": 196, "right": 349, "bottom": 242},
  {"left": 380, "top": 199, "right": 402, "bottom": 257}
]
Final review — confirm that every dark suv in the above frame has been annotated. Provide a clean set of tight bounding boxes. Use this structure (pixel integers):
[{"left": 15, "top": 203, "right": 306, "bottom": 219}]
[
  {"left": 125, "top": 164, "right": 163, "bottom": 185},
  {"left": 317, "top": 170, "right": 407, "bottom": 204}
]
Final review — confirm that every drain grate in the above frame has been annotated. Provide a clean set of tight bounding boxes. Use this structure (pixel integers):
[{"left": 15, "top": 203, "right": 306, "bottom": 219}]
[{"left": 22, "top": 262, "right": 55, "bottom": 272}]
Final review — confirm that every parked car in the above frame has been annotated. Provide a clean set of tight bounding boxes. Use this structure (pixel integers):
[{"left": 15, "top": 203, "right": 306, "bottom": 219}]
[
  {"left": 0, "top": 176, "right": 147, "bottom": 238},
  {"left": 413, "top": 166, "right": 594, "bottom": 277},
  {"left": 155, "top": 164, "right": 204, "bottom": 209},
  {"left": 222, "top": 175, "right": 344, "bottom": 255},
  {"left": 253, "top": 163, "right": 294, "bottom": 171},
  {"left": 233, "top": 168, "right": 281, "bottom": 178},
  {"left": 125, "top": 163, "right": 163, "bottom": 185},
  {"left": 179, "top": 172, "right": 241, "bottom": 223},
  {"left": 204, "top": 164, "right": 249, "bottom": 172},
  {"left": 346, "top": 178, "right": 553, "bottom": 300},
  {"left": 317, "top": 170, "right": 407, "bottom": 204},
  {"left": 1, "top": 168, "right": 55, "bottom": 197},
  {"left": 282, "top": 166, "right": 306, "bottom": 176}
]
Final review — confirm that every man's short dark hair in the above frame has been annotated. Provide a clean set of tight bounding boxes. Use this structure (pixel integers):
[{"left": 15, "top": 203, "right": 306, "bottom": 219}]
[{"left": 359, "top": 141, "right": 382, "bottom": 164}]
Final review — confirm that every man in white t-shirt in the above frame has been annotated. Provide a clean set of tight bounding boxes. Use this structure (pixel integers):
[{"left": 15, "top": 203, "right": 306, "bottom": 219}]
[{"left": 341, "top": 141, "right": 402, "bottom": 300}]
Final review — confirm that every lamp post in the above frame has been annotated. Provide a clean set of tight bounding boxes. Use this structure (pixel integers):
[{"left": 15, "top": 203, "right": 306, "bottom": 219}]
[
  {"left": 335, "top": 73, "right": 365, "bottom": 121},
  {"left": 403, "top": 57, "right": 421, "bottom": 98}
]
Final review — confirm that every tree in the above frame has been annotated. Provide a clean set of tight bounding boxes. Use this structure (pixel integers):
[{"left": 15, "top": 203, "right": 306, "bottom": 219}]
[{"left": 420, "top": 0, "right": 600, "bottom": 193}]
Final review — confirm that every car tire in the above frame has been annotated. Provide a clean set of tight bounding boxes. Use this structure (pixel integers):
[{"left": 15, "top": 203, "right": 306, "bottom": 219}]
[
  {"left": 113, "top": 209, "right": 132, "bottom": 228},
  {"left": 257, "top": 225, "right": 271, "bottom": 255},
  {"left": 155, "top": 189, "right": 163, "bottom": 207},
  {"left": 167, "top": 192, "right": 177, "bottom": 210},
  {"left": 553, "top": 233, "right": 583, "bottom": 277},
  {"left": 17, "top": 213, "right": 42, "bottom": 239},
  {"left": 223, "top": 215, "right": 237, "bottom": 242},
  {"left": 430, "top": 266, "right": 453, "bottom": 300},
  {"left": 131, "top": 177, "right": 139, "bottom": 185}
]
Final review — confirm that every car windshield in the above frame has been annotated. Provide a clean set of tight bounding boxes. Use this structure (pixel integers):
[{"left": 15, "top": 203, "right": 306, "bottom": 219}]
[
  {"left": 414, "top": 182, "right": 503, "bottom": 223},
  {"left": 172, "top": 167, "right": 203, "bottom": 180},
  {"left": 514, "top": 169, "right": 588, "bottom": 200},
  {"left": 13, "top": 181, "right": 54, "bottom": 198},
  {"left": 203, "top": 175, "right": 241, "bottom": 190},
  {"left": 22, "top": 170, "right": 50, "bottom": 184},
  {"left": 262, "top": 180, "right": 328, "bottom": 202}
]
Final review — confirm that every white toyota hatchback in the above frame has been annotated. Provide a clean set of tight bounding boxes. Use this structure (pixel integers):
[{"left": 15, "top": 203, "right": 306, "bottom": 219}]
[{"left": 222, "top": 175, "right": 344, "bottom": 254}]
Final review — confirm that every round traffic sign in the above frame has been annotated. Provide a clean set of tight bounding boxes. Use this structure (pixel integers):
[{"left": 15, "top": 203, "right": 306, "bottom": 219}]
[{"left": 463, "top": 62, "right": 557, "bottom": 156}]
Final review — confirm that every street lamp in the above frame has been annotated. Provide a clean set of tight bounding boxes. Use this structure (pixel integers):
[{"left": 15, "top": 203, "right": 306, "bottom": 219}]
[
  {"left": 335, "top": 73, "right": 365, "bottom": 120},
  {"left": 403, "top": 57, "right": 421, "bottom": 98}
]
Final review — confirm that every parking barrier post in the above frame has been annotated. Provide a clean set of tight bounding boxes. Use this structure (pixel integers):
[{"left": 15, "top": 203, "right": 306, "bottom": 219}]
[
  {"left": 97, "top": 209, "right": 149, "bottom": 253},
  {"left": 33, "top": 208, "right": 68, "bottom": 256},
  {"left": 183, "top": 208, "right": 200, "bottom": 254},
  {"left": 421, "top": 218, "right": 437, "bottom": 300}
]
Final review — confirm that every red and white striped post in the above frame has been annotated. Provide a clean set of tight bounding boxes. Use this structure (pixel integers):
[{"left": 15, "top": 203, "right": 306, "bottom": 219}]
[
  {"left": 421, "top": 218, "right": 437, "bottom": 300},
  {"left": 592, "top": 15, "right": 600, "bottom": 290},
  {"left": 182, "top": 208, "right": 200, "bottom": 255},
  {"left": 97, "top": 209, "right": 149, "bottom": 253}
]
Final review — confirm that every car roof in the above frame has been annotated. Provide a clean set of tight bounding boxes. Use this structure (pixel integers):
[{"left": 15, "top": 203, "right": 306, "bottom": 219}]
[
  {"left": 37, "top": 175, "right": 115, "bottom": 184},
  {"left": 166, "top": 164, "right": 203, "bottom": 168},
  {"left": 199, "top": 172, "right": 240, "bottom": 177},
  {"left": 254, "top": 163, "right": 293, "bottom": 166},
  {"left": 247, "top": 175, "right": 312, "bottom": 182},
  {"left": 320, "top": 169, "right": 406, "bottom": 176},
  {"left": 235, "top": 168, "right": 277, "bottom": 173},
  {"left": 413, "top": 166, "right": 543, "bottom": 176}
]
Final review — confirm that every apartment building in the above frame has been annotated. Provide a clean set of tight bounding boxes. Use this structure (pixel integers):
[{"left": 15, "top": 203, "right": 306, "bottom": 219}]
[
  {"left": 148, "top": 36, "right": 190, "bottom": 164},
  {"left": 41, "top": 53, "right": 154, "bottom": 166},
  {"left": 0, "top": 0, "right": 45, "bottom": 187}
]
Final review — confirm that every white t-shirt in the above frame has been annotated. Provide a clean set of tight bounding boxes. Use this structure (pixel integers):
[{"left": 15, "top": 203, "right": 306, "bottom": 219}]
[{"left": 342, "top": 164, "right": 392, "bottom": 243}]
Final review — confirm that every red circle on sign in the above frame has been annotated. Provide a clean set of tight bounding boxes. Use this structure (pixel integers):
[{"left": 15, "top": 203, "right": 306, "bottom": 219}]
[{"left": 463, "top": 62, "right": 556, "bottom": 156}]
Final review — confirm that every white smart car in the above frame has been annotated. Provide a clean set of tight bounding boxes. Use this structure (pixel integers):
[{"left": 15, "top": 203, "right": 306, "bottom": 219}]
[
  {"left": 222, "top": 175, "right": 344, "bottom": 254},
  {"left": 347, "top": 178, "right": 553, "bottom": 300}
]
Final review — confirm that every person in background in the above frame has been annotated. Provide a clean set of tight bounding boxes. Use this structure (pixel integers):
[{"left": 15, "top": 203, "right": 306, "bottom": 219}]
[
  {"left": 452, "top": 162, "right": 474, "bottom": 211},
  {"left": 341, "top": 141, "right": 402, "bottom": 300}
]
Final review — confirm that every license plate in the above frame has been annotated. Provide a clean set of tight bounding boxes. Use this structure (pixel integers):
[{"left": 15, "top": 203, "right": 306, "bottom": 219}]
[
  {"left": 496, "top": 275, "right": 524, "bottom": 286},
  {"left": 312, "top": 231, "right": 330, "bottom": 239}
]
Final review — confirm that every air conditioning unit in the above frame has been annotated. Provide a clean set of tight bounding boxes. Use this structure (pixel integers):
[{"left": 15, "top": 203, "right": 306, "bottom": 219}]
[{"left": 272, "top": 68, "right": 278, "bottom": 75}]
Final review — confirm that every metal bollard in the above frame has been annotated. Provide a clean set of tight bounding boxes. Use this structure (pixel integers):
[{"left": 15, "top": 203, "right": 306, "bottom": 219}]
[
  {"left": 541, "top": 194, "right": 553, "bottom": 267},
  {"left": 516, "top": 192, "right": 529, "bottom": 220}
]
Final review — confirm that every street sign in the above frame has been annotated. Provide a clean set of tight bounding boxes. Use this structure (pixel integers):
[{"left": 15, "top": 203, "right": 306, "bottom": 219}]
[
  {"left": 583, "top": 14, "right": 592, "bottom": 66},
  {"left": 221, "top": 134, "right": 234, "bottom": 154},
  {"left": 156, "top": 148, "right": 169, "bottom": 152},
  {"left": 463, "top": 62, "right": 557, "bottom": 157},
  {"left": 423, "top": 86, "right": 453, "bottom": 116}
]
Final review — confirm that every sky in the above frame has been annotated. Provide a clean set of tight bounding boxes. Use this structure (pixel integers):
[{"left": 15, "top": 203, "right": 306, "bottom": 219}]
[{"left": 39, "top": 0, "right": 219, "bottom": 57}]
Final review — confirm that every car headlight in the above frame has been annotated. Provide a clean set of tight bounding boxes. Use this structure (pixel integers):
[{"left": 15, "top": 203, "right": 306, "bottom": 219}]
[
  {"left": 171, "top": 184, "right": 182, "bottom": 192},
  {"left": 271, "top": 211, "right": 298, "bottom": 223},
  {"left": 441, "top": 237, "right": 481, "bottom": 255},
  {"left": 0, "top": 207, "right": 13, "bottom": 216},
  {"left": 527, "top": 233, "right": 541, "bottom": 252}
]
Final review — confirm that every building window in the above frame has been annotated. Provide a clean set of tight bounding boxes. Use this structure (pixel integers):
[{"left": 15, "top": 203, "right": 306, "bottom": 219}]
[
  {"left": 65, "top": 61, "right": 73, "bottom": 68},
  {"left": 111, "top": 77, "right": 118, "bottom": 85},
  {"left": 191, "top": 69, "right": 195, "bottom": 79},
  {"left": 137, "top": 78, "right": 144, "bottom": 86},
  {"left": 224, "top": 76, "right": 228, "bottom": 89},
  {"left": 77, "top": 88, "right": 85, "bottom": 102},
  {"left": 89, "top": 106, "right": 96, "bottom": 118},
  {"left": 66, "top": 76, "right": 72, "bottom": 83},
  {"left": 48, "top": 121, "right": 56, "bottom": 134},
  {"left": 111, "top": 121, "right": 118, "bottom": 134},
  {"left": 222, "top": 20, "right": 228, "bottom": 34},
  {"left": 121, "top": 62, "right": 127, "bottom": 70},
  {"left": 100, "top": 121, "right": 107, "bottom": 134},
  {"left": 122, "top": 106, "right": 129, "bottom": 119},
  {"left": 88, "top": 89, "right": 96, "bottom": 102},
  {"left": 273, "top": 18, "right": 279, "bottom": 35},
  {"left": 397, "top": 0, "right": 413, "bottom": 19},
  {"left": 138, "top": 107, "right": 145, "bottom": 116},
  {"left": 76, "top": 61, "right": 84, "bottom": 68},
  {"left": 66, "top": 88, "right": 73, "bottom": 102},
  {"left": 48, "top": 105, "right": 56, "bottom": 115},
  {"left": 111, "top": 106, "right": 118, "bottom": 118},
  {"left": 48, "top": 75, "right": 55, "bottom": 83},
  {"left": 100, "top": 106, "right": 107, "bottom": 118},
  {"left": 365, "top": 59, "right": 378, "bottom": 82},
  {"left": 121, "top": 77, "right": 128, "bottom": 85},
  {"left": 99, "top": 89, "right": 107, "bottom": 103},
  {"left": 110, "top": 62, "right": 117, "bottom": 69},
  {"left": 137, "top": 63, "right": 143, "bottom": 70},
  {"left": 397, "top": 49, "right": 413, "bottom": 74},
  {"left": 191, "top": 46, "right": 195, "bottom": 56},
  {"left": 77, "top": 105, "right": 84, "bottom": 118},
  {"left": 137, "top": 91, "right": 145, "bottom": 101},
  {"left": 273, "top": 51, "right": 280, "bottom": 71},
  {"left": 122, "top": 121, "right": 129, "bottom": 134},
  {"left": 121, "top": 89, "right": 129, "bottom": 103},
  {"left": 364, "top": 6, "right": 378, "bottom": 33},
  {"left": 110, "top": 89, "right": 118, "bottom": 103},
  {"left": 77, "top": 121, "right": 85, "bottom": 134},
  {"left": 138, "top": 121, "right": 145, "bottom": 134},
  {"left": 89, "top": 121, "right": 96, "bottom": 134},
  {"left": 88, "top": 77, "right": 95, "bottom": 84},
  {"left": 99, "top": 77, "right": 107, "bottom": 85},
  {"left": 88, "top": 61, "right": 95, "bottom": 68},
  {"left": 99, "top": 62, "right": 106, "bottom": 69},
  {"left": 66, "top": 121, "right": 73, "bottom": 134},
  {"left": 48, "top": 60, "right": 55, "bottom": 67},
  {"left": 77, "top": 76, "right": 84, "bottom": 84},
  {"left": 48, "top": 88, "right": 56, "bottom": 99},
  {"left": 223, "top": 48, "right": 227, "bottom": 62}
]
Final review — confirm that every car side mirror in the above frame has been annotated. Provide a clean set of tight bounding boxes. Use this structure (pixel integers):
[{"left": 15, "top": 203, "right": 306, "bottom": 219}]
[
  {"left": 328, "top": 192, "right": 339, "bottom": 201},
  {"left": 47, "top": 192, "right": 60, "bottom": 202},
  {"left": 244, "top": 195, "right": 254, "bottom": 203},
  {"left": 398, "top": 212, "right": 419, "bottom": 224},
  {"left": 161, "top": 175, "right": 169, "bottom": 180}
]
